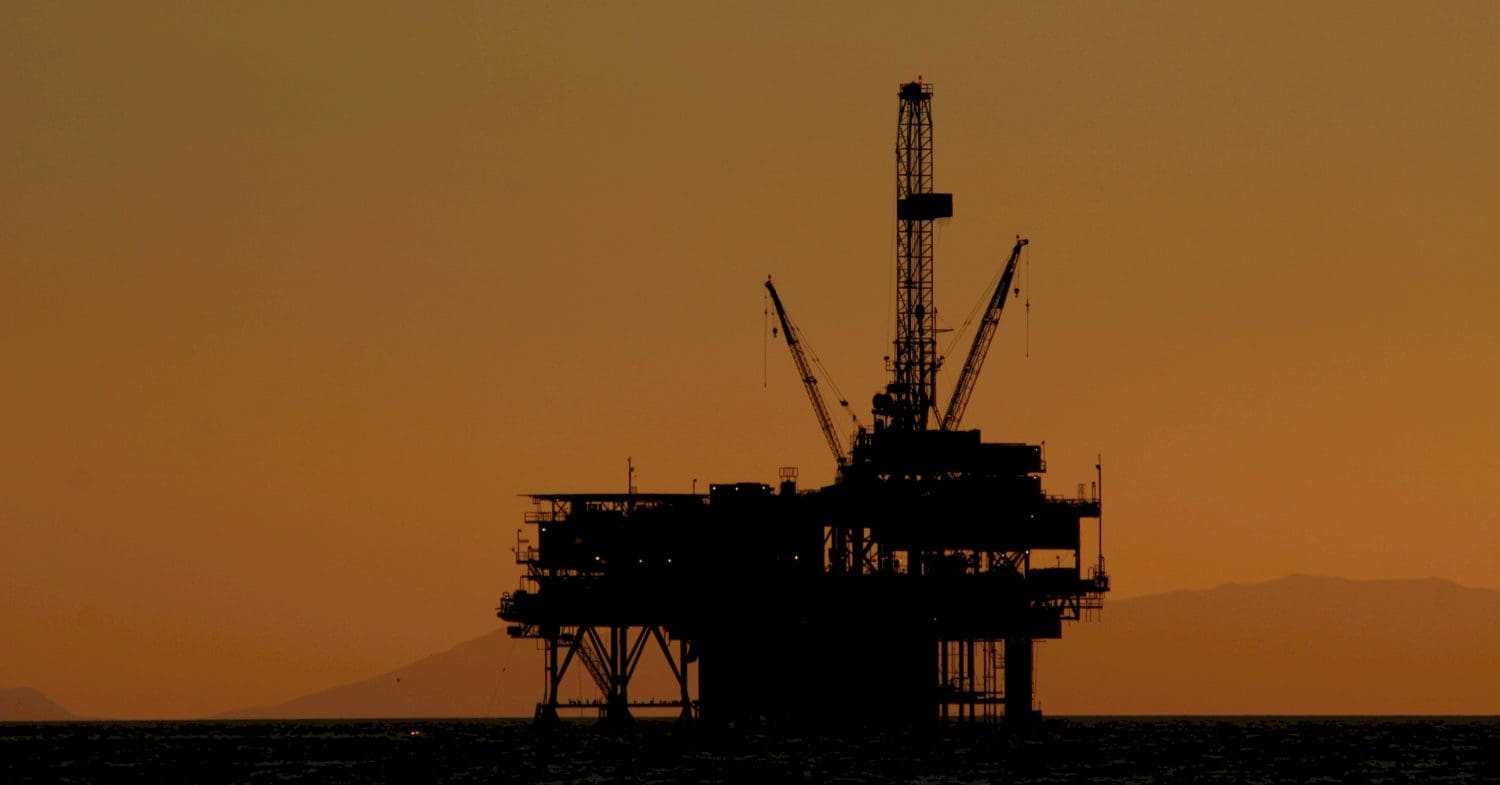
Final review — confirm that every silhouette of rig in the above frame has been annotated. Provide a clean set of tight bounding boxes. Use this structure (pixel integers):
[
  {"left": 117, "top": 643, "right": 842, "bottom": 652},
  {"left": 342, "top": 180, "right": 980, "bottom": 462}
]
[{"left": 499, "top": 80, "right": 1108, "bottom": 725}]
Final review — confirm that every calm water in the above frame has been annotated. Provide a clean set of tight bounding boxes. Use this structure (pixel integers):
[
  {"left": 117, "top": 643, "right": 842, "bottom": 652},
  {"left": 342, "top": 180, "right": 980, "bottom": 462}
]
[{"left": 3, "top": 717, "right": 1497, "bottom": 783}]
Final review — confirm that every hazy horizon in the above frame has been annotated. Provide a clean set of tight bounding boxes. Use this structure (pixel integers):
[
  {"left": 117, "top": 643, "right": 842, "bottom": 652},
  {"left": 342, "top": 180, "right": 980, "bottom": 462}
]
[
  {"left": 8, "top": 573, "right": 1497, "bottom": 721},
  {"left": 4, "top": 2, "right": 1497, "bottom": 719}
]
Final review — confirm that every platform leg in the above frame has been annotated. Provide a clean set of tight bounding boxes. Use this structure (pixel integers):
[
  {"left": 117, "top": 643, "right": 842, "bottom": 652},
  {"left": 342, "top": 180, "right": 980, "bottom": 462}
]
[{"left": 1003, "top": 637, "right": 1036, "bottom": 724}]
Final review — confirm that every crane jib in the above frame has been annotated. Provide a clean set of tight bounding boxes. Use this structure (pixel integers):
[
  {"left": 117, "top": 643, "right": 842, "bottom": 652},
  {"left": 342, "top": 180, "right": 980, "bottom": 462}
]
[
  {"left": 765, "top": 279, "right": 849, "bottom": 466},
  {"left": 940, "top": 238, "right": 1028, "bottom": 431}
]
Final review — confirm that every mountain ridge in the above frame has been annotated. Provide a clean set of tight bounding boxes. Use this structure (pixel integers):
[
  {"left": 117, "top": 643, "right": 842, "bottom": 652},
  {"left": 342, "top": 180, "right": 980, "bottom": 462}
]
[
  {"left": 0, "top": 687, "right": 80, "bottom": 721},
  {"left": 212, "top": 574, "right": 1500, "bottom": 719},
  {"left": 1040, "top": 573, "right": 1500, "bottom": 715},
  {"left": 217, "top": 630, "right": 522, "bottom": 720}
]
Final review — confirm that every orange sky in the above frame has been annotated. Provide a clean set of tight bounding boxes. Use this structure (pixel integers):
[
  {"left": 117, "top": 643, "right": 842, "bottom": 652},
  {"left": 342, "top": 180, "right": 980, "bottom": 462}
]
[{"left": 3, "top": 2, "right": 1497, "bottom": 719}]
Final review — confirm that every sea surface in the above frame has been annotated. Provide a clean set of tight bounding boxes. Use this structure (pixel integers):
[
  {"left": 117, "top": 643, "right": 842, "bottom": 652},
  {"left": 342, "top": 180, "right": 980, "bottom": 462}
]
[{"left": 3, "top": 717, "right": 1497, "bottom": 784}]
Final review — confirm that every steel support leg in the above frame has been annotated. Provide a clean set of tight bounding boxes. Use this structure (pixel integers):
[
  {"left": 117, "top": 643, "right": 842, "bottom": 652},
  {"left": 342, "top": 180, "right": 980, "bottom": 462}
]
[
  {"left": 536, "top": 632, "right": 563, "bottom": 723},
  {"left": 1003, "top": 637, "right": 1035, "bottom": 724}
]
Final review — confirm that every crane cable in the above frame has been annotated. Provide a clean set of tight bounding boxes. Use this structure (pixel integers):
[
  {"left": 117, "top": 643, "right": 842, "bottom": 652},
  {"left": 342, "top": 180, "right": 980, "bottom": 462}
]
[
  {"left": 762, "top": 282, "right": 870, "bottom": 429},
  {"left": 942, "top": 249, "right": 1012, "bottom": 363},
  {"left": 763, "top": 289, "right": 769, "bottom": 388},
  {"left": 1024, "top": 243, "right": 1031, "bottom": 358},
  {"left": 802, "top": 331, "right": 862, "bottom": 428},
  {"left": 774, "top": 301, "right": 862, "bottom": 429}
]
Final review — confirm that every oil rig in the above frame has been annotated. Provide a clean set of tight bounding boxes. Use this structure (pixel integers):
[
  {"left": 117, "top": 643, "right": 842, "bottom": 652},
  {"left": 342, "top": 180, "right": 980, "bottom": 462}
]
[{"left": 499, "top": 80, "right": 1108, "bottom": 725}]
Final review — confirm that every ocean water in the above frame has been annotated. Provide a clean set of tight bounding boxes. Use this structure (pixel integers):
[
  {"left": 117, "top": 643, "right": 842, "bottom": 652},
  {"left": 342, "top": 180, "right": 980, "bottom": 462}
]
[{"left": 2, "top": 717, "right": 1497, "bottom": 784}]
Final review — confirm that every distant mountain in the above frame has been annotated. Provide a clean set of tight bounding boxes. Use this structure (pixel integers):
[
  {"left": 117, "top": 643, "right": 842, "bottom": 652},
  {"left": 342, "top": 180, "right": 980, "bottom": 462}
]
[
  {"left": 218, "top": 631, "right": 530, "bottom": 719},
  {"left": 219, "top": 575, "right": 1500, "bottom": 719},
  {"left": 1039, "top": 574, "right": 1500, "bottom": 715},
  {"left": 1, "top": 687, "right": 78, "bottom": 721}
]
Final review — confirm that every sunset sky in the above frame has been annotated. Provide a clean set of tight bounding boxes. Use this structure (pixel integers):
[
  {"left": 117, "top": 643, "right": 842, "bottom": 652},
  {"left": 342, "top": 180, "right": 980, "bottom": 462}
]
[{"left": 4, "top": 2, "right": 1497, "bottom": 719}]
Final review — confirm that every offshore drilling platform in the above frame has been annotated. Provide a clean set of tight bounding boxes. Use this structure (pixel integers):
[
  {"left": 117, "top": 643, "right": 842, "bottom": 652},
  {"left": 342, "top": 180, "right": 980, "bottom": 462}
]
[{"left": 499, "top": 80, "right": 1108, "bottom": 725}]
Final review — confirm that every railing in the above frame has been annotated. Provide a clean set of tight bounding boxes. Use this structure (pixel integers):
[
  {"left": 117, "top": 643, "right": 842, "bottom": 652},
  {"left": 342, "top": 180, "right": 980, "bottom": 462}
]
[{"left": 1045, "top": 492, "right": 1100, "bottom": 505}]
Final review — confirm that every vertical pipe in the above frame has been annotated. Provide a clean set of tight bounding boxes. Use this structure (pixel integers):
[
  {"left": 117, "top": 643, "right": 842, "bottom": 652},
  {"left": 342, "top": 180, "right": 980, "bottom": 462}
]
[
  {"left": 678, "top": 638, "right": 692, "bottom": 722},
  {"left": 966, "top": 639, "right": 976, "bottom": 720},
  {"left": 939, "top": 639, "right": 949, "bottom": 720}
]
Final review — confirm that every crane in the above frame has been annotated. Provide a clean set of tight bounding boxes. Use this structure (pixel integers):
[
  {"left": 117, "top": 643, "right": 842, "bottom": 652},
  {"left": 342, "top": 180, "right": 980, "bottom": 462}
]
[
  {"left": 939, "top": 237, "right": 1028, "bottom": 431},
  {"left": 765, "top": 277, "right": 848, "bottom": 466}
]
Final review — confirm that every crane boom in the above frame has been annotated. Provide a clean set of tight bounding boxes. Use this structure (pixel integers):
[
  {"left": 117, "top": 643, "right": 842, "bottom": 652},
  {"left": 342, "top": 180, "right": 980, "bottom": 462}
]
[
  {"left": 940, "top": 237, "right": 1028, "bottom": 431},
  {"left": 765, "top": 277, "right": 848, "bottom": 466}
]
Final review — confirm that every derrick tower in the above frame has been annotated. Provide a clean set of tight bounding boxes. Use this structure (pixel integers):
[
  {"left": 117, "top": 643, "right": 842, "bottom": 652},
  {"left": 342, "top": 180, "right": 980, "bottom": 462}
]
[{"left": 884, "top": 79, "right": 953, "bottom": 432}]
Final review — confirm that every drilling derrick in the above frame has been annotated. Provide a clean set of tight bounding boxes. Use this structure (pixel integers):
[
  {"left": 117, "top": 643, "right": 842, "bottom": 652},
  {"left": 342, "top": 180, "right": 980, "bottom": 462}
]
[{"left": 884, "top": 80, "right": 953, "bottom": 433}]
